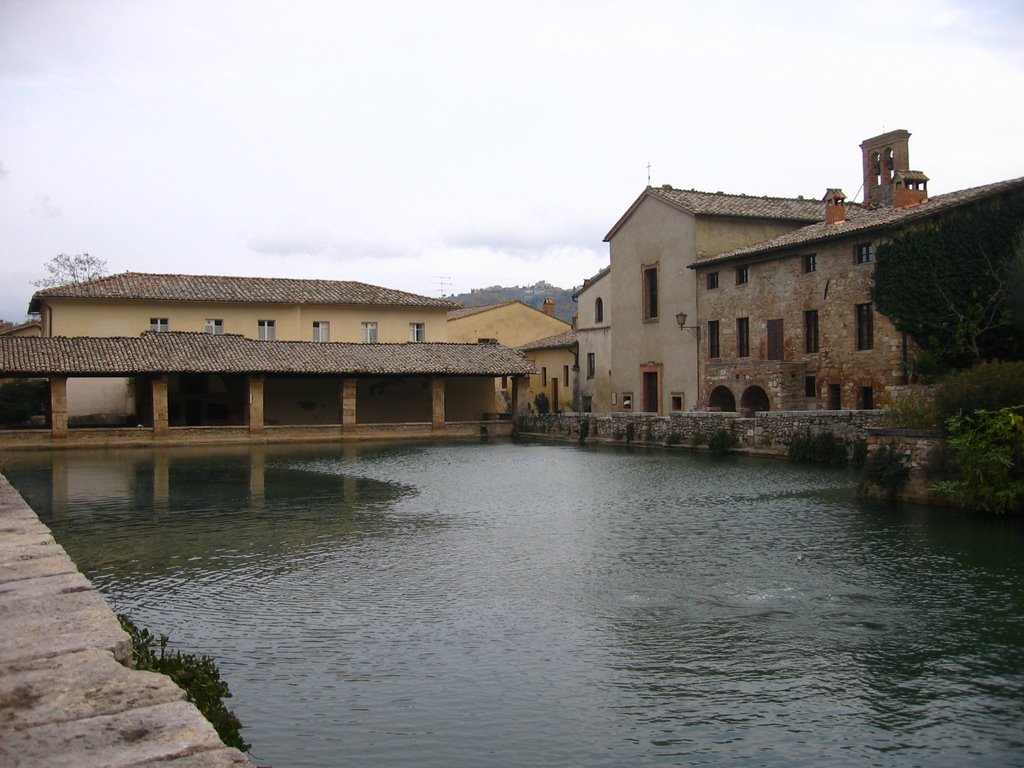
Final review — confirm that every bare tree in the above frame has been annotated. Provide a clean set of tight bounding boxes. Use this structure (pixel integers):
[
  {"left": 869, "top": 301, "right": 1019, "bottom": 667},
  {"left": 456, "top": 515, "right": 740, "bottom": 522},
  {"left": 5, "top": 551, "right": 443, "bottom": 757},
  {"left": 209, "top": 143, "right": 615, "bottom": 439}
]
[{"left": 33, "top": 253, "right": 108, "bottom": 288}]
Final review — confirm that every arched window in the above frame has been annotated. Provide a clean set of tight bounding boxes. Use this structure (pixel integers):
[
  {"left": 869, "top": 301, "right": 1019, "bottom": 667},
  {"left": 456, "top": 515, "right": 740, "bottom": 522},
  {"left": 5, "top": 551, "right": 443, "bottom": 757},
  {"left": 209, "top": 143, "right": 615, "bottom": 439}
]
[{"left": 594, "top": 297, "right": 604, "bottom": 324}]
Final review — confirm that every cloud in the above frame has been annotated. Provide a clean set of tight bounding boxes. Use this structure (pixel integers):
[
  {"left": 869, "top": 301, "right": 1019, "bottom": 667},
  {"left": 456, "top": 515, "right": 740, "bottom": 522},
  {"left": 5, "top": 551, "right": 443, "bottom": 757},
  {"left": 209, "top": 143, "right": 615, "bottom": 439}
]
[
  {"left": 246, "top": 232, "right": 411, "bottom": 262},
  {"left": 32, "top": 195, "right": 60, "bottom": 218}
]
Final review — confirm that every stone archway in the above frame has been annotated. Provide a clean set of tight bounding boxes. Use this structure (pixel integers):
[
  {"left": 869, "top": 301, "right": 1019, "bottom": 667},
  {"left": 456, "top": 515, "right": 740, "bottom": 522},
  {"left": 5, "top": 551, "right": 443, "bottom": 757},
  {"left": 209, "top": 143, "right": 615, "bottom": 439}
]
[
  {"left": 708, "top": 386, "right": 737, "bottom": 412},
  {"left": 739, "top": 385, "right": 770, "bottom": 416}
]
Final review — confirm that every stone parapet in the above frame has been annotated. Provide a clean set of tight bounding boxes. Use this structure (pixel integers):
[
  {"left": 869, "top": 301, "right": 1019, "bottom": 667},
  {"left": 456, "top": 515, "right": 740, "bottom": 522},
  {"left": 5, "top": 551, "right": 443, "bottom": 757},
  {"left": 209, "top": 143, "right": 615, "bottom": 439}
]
[
  {"left": 0, "top": 474, "right": 252, "bottom": 767},
  {"left": 519, "top": 409, "right": 886, "bottom": 456}
]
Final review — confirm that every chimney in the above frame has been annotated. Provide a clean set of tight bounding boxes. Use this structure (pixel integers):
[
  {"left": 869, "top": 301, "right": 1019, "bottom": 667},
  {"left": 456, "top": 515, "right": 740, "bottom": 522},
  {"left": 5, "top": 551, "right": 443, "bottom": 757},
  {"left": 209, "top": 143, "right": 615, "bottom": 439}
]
[
  {"left": 542, "top": 297, "right": 556, "bottom": 317},
  {"left": 891, "top": 170, "right": 929, "bottom": 209},
  {"left": 823, "top": 188, "right": 847, "bottom": 225}
]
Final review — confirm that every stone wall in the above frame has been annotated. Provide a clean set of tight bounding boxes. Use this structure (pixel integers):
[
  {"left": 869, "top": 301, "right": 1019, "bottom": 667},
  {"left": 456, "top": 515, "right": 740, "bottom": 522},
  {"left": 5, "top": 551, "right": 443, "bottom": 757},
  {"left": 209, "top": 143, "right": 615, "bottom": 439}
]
[
  {"left": 519, "top": 409, "right": 886, "bottom": 455},
  {"left": 862, "top": 428, "right": 951, "bottom": 504}
]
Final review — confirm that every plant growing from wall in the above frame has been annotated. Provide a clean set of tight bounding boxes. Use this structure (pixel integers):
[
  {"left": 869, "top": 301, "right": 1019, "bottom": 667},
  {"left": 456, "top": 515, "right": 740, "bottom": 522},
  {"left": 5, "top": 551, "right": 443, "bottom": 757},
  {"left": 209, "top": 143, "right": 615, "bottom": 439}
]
[
  {"left": 118, "top": 614, "right": 250, "bottom": 752},
  {"left": 885, "top": 394, "right": 939, "bottom": 430},
  {"left": 707, "top": 428, "right": 737, "bottom": 455},
  {"left": 860, "top": 444, "right": 910, "bottom": 497},
  {"left": 787, "top": 431, "right": 849, "bottom": 466},
  {"left": 872, "top": 201, "right": 1024, "bottom": 370},
  {"left": 578, "top": 419, "right": 589, "bottom": 443},
  {"left": 933, "top": 406, "right": 1024, "bottom": 514},
  {"left": 625, "top": 422, "right": 635, "bottom": 443}
]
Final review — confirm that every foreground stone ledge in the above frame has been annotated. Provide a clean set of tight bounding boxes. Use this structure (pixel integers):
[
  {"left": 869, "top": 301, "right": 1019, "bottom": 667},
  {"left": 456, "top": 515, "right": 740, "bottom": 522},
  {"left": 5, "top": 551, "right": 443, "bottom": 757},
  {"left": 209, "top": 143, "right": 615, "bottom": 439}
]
[{"left": 0, "top": 474, "right": 252, "bottom": 766}]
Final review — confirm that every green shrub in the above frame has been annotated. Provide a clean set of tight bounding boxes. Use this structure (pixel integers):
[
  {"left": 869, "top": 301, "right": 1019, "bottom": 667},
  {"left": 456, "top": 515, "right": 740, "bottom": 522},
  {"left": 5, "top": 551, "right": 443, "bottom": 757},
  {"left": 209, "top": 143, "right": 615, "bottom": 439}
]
[
  {"left": 935, "top": 361, "right": 1024, "bottom": 429},
  {"left": 933, "top": 406, "right": 1024, "bottom": 514},
  {"left": 885, "top": 394, "right": 939, "bottom": 430},
  {"left": 787, "top": 431, "right": 849, "bottom": 466},
  {"left": 665, "top": 432, "right": 681, "bottom": 446},
  {"left": 707, "top": 428, "right": 737, "bottom": 455},
  {"left": 625, "top": 422, "right": 635, "bottom": 443},
  {"left": 118, "top": 614, "right": 249, "bottom": 752},
  {"left": 690, "top": 430, "right": 707, "bottom": 446},
  {"left": 0, "top": 379, "right": 48, "bottom": 426},
  {"left": 860, "top": 444, "right": 910, "bottom": 496},
  {"left": 578, "top": 419, "right": 589, "bottom": 443},
  {"left": 534, "top": 392, "right": 550, "bottom": 414}
]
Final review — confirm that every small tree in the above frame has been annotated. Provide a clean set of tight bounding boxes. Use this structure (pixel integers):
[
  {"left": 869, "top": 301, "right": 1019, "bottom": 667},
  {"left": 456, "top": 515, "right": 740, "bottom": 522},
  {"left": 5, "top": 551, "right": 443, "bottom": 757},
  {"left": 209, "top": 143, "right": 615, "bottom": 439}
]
[{"left": 33, "top": 252, "right": 108, "bottom": 289}]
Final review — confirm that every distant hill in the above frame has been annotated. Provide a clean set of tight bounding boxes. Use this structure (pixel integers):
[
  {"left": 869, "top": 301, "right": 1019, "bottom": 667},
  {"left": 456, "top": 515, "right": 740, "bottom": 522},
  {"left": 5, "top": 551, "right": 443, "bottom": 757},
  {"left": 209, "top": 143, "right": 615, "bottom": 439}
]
[{"left": 444, "top": 281, "right": 578, "bottom": 324}]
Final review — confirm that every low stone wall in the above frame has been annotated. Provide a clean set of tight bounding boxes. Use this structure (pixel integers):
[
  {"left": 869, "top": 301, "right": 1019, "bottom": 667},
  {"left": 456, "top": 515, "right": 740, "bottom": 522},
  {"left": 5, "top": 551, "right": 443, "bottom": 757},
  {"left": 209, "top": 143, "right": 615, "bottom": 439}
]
[
  {"left": 518, "top": 409, "right": 886, "bottom": 456},
  {"left": 862, "top": 428, "right": 952, "bottom": 504}
]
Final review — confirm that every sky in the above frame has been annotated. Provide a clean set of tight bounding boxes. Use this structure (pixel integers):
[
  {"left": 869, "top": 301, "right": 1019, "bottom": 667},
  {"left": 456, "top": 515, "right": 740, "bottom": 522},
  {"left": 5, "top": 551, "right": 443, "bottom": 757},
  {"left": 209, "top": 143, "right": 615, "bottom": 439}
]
[{"left": 2, "top": 0, "right": 1023, "bottom": 322}]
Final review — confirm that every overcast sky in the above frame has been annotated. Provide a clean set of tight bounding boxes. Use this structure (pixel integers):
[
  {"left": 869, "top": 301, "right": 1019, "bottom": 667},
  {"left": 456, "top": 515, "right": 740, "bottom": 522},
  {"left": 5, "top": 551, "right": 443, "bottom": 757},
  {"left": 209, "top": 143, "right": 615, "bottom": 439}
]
[{"left": 2, "top": 0, "right": 1023, "bottom": 322}]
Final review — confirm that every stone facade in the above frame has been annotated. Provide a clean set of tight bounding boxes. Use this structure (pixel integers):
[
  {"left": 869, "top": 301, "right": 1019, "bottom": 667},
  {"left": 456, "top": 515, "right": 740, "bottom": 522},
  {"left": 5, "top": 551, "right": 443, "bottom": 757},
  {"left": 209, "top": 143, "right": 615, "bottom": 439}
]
[
  {"left": 696, "top": 234, "right": 909, "bottom": 412},
  {"left": 573, "top": 267, "right": 612, "bottom": 414}
]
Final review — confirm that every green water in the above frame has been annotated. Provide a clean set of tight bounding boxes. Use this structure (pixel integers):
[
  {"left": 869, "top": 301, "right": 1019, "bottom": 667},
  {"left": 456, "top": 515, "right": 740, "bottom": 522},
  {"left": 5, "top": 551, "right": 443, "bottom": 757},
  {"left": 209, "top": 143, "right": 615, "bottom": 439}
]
[{"left": 3, "top": 440, "right": 1022, "bottom": 767}]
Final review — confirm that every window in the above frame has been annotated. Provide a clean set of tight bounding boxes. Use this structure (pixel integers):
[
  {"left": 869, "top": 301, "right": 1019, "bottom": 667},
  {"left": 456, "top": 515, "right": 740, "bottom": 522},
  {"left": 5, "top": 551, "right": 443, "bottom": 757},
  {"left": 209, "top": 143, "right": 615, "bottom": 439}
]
[
  {"left": 855, "top": 243, "right": 874, "bottom": 264},
  {"left": 707, "top": 320, "right": 721, "bottom": 358},
  {"left": 312, "top": 321, "right": 330, "bottom": 342},
  {"left": 409, "top": 322, "right": 425, "bottom": 342},
  {"left": 671, "top": 393, "right": 684, "bottom": 411},
  {"left": 805, "top": 376, "right": 816, "bottom": 398},
  {"left": 621, "top": 392, "right": 633, "bottom": 411},
  {"left": 828, "top": 383, "right": 842, "bottom": 410},
  {"left": 736, "top": 317, "right": 750, "bottom": 357},
  {"left": 642, "top": 264, "right": 659, "bottom": 321},
  {"left": 594, "top": 297, "right": 604, "bottom": 324},
  {"left": 205, "top": 319, "right": 223, "bottom": 335},
  {"left": 802, "top": 253, "right": 817, "bottom": 273},
  {"left": 563, "top": 365, "right": 569, "bottom": 387},
  {"left": 856, "top": 303, "right": 874, "bottom": 350},
  {"left": 767, "top": 319, "right": 783, "bottom": 360},
  {"left": 735, "top": 266, "right": 749, "bottom": 285},
  {"left": 586, "top": 352, "right": 595, "bottom": 379},
  {"left": 361, "top": 322, "right": 378, "bottom": 343},
  {"left": 150, "top": 318, "right": 169, "bottom": 332},
  {"left": 860, "top": 386, "right": 874, "bottom": 410},
  {"left": 258, "top": 319, "right": 276, "bottom": 341},
  {"left": 706, "top": 272, "right": 719, "bottom": 290},
  {"left": 804, "top": 310, "right": 819, "bottom": 353},
  {"left": 542, "top": 367, "right": 548, "bottom": 386}
]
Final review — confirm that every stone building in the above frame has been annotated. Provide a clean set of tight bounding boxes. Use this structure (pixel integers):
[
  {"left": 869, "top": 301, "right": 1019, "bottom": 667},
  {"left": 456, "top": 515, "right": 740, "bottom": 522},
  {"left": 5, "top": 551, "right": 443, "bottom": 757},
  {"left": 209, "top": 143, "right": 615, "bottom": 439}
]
[
  {"left": 598, "top": 185, "right": 823, "bottom": 414},
  {"left": 690, "top": 130, "right": 1024, "bottom": 412}
]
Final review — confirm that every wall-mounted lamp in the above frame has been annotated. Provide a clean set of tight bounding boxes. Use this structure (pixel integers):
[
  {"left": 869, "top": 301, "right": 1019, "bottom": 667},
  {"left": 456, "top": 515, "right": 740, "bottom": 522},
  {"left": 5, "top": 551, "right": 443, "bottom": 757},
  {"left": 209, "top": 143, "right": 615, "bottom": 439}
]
[{"left": 675, "top": 312, "right": 701, "bottom": 339}]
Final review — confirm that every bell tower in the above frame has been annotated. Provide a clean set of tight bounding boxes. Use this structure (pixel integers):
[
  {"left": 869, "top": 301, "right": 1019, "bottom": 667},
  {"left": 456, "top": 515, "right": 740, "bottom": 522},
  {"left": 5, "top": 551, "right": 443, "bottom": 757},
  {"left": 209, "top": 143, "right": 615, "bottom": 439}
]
[{"left": 860, "top": 129, "right": 912, "bottom": 206}]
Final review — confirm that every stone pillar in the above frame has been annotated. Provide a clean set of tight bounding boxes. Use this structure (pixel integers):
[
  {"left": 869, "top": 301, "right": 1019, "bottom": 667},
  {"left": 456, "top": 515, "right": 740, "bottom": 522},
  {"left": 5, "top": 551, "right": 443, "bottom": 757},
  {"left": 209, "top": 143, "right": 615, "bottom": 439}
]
[
  {"left": 511, "top": 376, "right": 530, "bottom": 419},
  {"left": 152, "top": 375, "right": 169, "bottom": 438},
  {"left": 248, "top": 375, "right": 265, "bottom": 434},
  {"left": 431, "top": 377, "right": 446, "bottom": 432},
  {"left": 341, "top": 378, "right": 357, "bottom": 433},
  {"left": 49, "top": 376, "right": 68, "bottom": 439}
]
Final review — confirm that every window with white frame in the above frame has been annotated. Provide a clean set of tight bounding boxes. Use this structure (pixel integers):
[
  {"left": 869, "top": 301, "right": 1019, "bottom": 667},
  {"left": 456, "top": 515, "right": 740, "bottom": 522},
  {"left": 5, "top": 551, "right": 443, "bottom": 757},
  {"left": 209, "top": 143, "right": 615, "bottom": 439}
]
[
  {"left": 409, "top": 322, "right": 426, "bottom": 342},
  {"left": 361, "top": 322, "right": 378, "bottom": 343},
  {"left": 312, "top": 321, "right": 330, "bottom": 342},
  {"left": 150, "top": 318, "right": 169, "bottom": 332},
  {"left": 205, "top": 319, "right": 223, "bottom": 335},
  {"left": 258, "top": 319, "right": 276, "bottom": 341}
]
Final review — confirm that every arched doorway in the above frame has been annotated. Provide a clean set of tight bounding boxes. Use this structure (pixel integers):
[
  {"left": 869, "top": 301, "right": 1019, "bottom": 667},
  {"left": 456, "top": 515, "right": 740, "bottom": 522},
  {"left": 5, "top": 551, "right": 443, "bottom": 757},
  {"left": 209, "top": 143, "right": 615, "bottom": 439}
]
[
  {"left": 739, "top": 385, "right": 770, "bottom": 416},
  {"left": 708, "top": 386, "right": 736, "bottom": 412}
]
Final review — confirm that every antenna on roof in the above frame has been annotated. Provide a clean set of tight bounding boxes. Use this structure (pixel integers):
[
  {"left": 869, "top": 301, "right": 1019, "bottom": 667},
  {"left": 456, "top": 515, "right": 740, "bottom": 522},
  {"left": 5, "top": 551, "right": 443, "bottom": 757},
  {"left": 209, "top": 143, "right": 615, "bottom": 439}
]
[
  {"left": 433, "top": 275, "right": 452, "bottom": 296},
  {"left": 647, "top": 161, "right": 652, "bottom": 186}
]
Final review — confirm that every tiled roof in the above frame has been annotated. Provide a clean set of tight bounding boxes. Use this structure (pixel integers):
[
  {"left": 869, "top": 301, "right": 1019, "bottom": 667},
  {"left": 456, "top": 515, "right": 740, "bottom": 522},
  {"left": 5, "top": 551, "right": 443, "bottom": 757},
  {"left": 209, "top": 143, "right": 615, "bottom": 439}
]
[
  {"left": 0, "top": 333, "right": 535, "bottom": 376},
  {"left": 447, "top": 301, "right": 519, "bottom": 320},
  {"left": 572, "top": 266, "right": 610, "bottom": 299},
  {"left": 605, "top": 186, "right": 826, "bottom": 242},
  {"left": 518, "top": 330, "right": 577, "bottom": 352},
  {"left": 28, "top": 272, "right": 461, "bottom": 312},
  {"left": 692, "top": 176, "right": 1024, "bottom": 267}
]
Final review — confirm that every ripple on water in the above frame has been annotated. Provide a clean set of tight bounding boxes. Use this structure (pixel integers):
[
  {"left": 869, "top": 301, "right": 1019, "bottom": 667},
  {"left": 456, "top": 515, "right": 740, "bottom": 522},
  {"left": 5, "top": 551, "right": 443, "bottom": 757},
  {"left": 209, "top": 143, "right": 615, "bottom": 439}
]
[{"left": 4, "top": 442, "right": 1024, "bottom": 768}]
